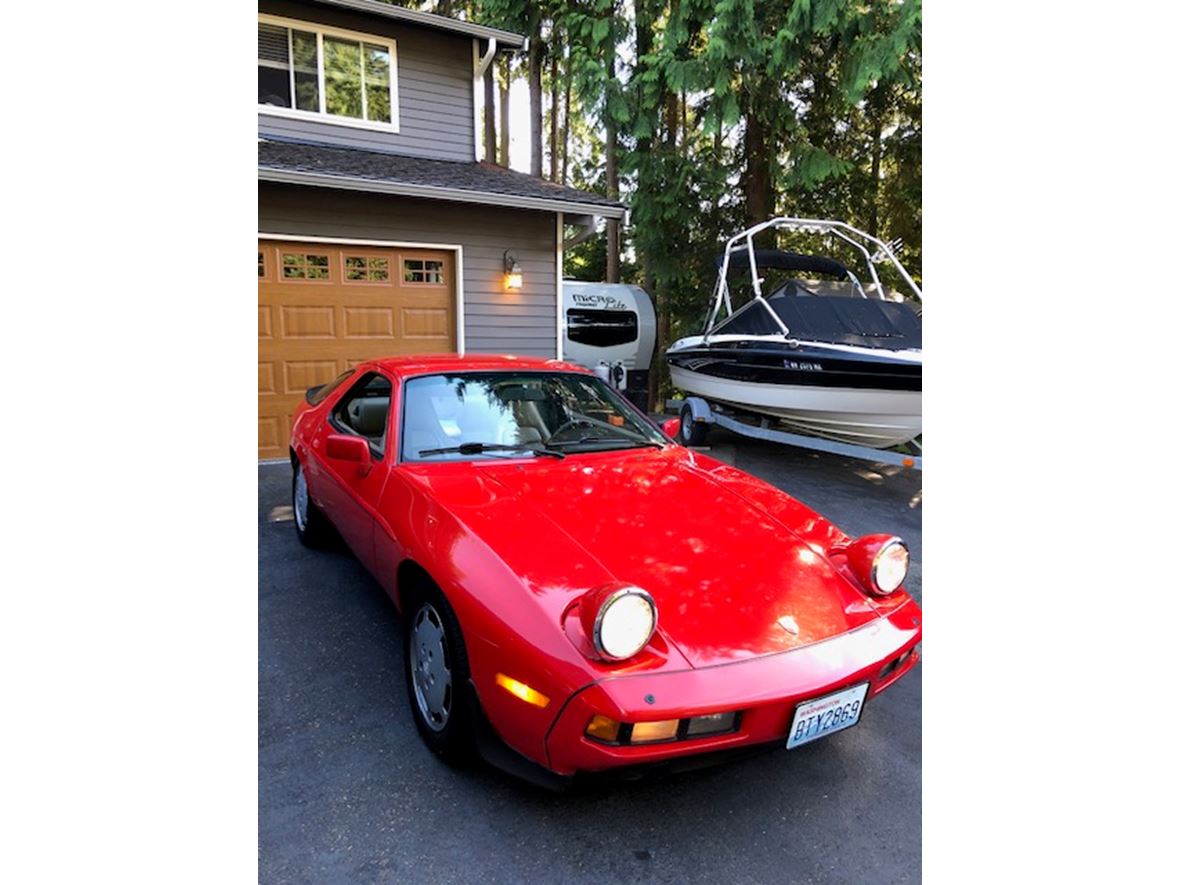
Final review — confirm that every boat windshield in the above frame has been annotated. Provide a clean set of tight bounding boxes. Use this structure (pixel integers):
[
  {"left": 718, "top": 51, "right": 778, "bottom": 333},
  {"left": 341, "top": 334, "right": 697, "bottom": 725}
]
[
  {"left": 400, "top": 371, "right": 666, "bottom": 461},
  {"left": 712, "top": 291, "right": 922, "bottom": 349}
]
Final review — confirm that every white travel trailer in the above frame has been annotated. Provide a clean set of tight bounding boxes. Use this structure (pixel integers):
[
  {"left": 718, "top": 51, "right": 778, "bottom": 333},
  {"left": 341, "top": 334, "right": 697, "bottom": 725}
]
[{"left": 561, "top": 281, "right": 656, "bottom": 408}]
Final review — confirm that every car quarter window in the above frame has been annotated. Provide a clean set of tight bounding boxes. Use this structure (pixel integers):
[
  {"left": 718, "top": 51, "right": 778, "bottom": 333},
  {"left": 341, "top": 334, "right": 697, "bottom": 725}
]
[
  {"left": 306, "top": 369, "right": 354, "bottom": 405},
  {"left": 330, "top": 371, "right": 393, "bottom": 458}
]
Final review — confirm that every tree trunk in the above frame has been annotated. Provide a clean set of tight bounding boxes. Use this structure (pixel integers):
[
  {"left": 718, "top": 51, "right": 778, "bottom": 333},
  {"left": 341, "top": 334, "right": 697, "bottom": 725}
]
[
  {"left": 561, "top": 70, "right": 571, "bottom": 185},
  {"left": 605, "top": 138, "right": 619, "bottom": 283},
  {"left": 605, "top": 37, "right": 619, "bottom": 284},
  {"left": 867, "top": 84, "right": 885, "bottom": 237},
  {"left": 635, "top": 0, "right": 657, "bottom": 410},
  {"left": 499, "top": 56, "right": 510, "bottom": 167},
  {"left": 528, "top": 15, "right": 543, "bottom": 178},
  {"left": 742, "top": 97, "right": 774, "bottom": 236},
  {"left": 548, "top": 39, "right": 559, "bottom": 180},
  {"left": 482, "top": 62, "right": 496, "bottom": 165}
]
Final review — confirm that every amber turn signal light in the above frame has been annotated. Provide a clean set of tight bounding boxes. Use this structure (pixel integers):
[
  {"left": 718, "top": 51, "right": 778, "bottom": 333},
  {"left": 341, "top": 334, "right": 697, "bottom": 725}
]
[
  {"left": 495, "top": 673, "right": 550, "bottom": 708},
  {"left": 585, "top": 714, "right": 621, "bottom": 742}
]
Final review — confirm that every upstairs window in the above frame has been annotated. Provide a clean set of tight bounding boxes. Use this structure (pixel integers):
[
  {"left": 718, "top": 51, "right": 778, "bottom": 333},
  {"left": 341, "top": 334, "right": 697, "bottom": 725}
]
[{"left": 258, "top": 17, "right": 398, "bottom": 129}]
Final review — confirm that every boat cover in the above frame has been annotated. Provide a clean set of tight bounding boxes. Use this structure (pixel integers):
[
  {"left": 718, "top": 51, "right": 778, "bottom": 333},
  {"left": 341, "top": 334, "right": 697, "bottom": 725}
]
[
  {"left": 716, "top": 250, "right": 849, "bottom": 280},
  {"left": 712, "top": 290, "right": 922, "bottom": 349}
]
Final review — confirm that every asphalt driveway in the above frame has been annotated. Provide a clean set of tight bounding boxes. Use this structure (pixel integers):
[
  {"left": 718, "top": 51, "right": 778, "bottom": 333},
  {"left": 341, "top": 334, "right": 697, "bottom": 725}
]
[{"left": 259, "top": 432, "right": 922, "bottom": 884}]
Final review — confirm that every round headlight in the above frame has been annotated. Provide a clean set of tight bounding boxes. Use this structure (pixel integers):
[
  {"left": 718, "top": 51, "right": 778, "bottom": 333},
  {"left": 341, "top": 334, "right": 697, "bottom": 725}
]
[
  {"left": 584, "top": 585, "right": 657, "bottom": 661},
  {"left": 871, "top": 538, "right": 909, "bottom": 595},
  {"left": 840, "top": 534, "right": 910, "bottom": 597}
]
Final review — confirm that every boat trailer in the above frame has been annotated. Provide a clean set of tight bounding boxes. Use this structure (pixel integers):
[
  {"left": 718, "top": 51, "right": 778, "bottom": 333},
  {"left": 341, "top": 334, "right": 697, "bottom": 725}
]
[{"left": 672, "top": 396, "right": 922, "bottom": 470}]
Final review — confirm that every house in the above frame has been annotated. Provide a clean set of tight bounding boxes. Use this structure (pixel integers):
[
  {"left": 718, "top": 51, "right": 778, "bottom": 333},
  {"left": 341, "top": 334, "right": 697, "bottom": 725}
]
[{"left": 258, "top": 0, "right": 625, "bottom": 459}]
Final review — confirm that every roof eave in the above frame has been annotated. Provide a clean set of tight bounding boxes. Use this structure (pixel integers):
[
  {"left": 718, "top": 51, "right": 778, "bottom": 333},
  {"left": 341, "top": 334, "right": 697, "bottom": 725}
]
[
  {"left": 305, "top": 0, "right": 527, "bottom": 47},
  {"left": 258, "top": 167, "right": 627, "bottom": 220}
]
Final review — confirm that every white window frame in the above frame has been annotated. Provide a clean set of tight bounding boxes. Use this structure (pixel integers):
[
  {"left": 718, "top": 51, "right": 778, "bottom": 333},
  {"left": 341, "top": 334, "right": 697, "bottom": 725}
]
[{"left": 258, "top": 14, "right": 400, "bottom": 133}]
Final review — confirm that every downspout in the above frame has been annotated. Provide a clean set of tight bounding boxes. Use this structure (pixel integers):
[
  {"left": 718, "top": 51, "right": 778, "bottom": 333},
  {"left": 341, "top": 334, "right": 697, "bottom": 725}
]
[
  {"left": 475, "top": 38, "right": 497, "bottom": 163},
  {"left": 562, "top": 215, "right": 598, "bottom": 250},
  {"left": 475, "top": 37, "right": 497, "bottom": 78}
]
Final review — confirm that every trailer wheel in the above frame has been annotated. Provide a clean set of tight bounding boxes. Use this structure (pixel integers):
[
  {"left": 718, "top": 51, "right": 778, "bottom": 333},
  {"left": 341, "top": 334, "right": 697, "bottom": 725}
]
[{"left": 679, "top": 403, "right": 708, "bottom": 446}]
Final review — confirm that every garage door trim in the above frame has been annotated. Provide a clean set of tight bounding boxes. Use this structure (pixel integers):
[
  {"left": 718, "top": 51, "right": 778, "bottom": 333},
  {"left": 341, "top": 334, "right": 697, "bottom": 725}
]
[{"left": 258, "top": 232, "right": 466, "bottom": 355}]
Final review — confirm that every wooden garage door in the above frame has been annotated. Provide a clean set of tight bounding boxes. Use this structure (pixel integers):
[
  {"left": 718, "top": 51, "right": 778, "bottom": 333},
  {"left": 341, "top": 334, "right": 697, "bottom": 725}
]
[{"left": 258, "top": 240, "right": 456, "bottom": 459}]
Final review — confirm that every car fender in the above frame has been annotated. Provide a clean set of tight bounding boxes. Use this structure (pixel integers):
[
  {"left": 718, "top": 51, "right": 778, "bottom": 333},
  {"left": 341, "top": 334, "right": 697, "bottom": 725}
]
[{"left": 377, "top": 468, "right": 613, "bottom": 766}]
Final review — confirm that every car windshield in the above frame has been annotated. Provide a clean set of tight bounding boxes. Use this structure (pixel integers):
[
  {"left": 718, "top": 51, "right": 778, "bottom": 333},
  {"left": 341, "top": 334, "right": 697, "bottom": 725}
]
[{"left": 400, "top": 371, "right": 666, "bottom": 461}]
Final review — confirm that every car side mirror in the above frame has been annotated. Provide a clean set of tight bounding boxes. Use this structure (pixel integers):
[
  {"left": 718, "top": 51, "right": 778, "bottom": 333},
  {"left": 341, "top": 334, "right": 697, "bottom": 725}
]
[
  {"left": 661, "top": 418, "right": 681, "bottom": 440},
  {"left": 326, "top": 433, "right": 372, "bottom": 476}
]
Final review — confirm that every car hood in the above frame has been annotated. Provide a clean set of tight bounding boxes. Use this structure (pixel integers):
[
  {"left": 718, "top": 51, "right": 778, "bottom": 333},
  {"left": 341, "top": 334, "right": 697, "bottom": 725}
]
[{"left": 434, "top": 447, "right": 882, "bottom": 669}]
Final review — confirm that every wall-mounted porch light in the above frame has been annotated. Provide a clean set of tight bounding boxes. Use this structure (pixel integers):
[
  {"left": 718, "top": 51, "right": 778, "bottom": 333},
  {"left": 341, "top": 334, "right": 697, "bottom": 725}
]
[{"left": 503, "top": 250, "right": 523, "bottom": 290}]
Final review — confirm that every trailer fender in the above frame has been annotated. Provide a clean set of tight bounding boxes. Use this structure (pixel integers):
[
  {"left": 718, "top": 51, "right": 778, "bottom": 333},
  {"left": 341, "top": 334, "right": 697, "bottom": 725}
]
[{"left": 682, "top": 396, "right": 715, "bottom": 424}]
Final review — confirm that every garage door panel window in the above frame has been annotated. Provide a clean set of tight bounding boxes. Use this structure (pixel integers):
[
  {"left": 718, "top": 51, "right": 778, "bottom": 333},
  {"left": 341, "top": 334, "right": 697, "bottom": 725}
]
[
  {"left": 404, "top": 259, "right": 444, "bottom": 285},
  {"left": 282, "top": 252, "right": 330, "bottom": 281},
  {"left": 331, "top": 372, "right": 393, "bottom": 458},
  {"left": 258, "top": 17, "right": 397, "bottom": 128},
  {"left": 345, "top": 256, "right": 390, "bottom": 282}
]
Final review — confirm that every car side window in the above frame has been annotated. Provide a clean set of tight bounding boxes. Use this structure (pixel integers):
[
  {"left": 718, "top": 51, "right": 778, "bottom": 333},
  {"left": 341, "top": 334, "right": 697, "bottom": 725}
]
[{"left": 330, "top": 372, "right": 393, "bottom": 459}]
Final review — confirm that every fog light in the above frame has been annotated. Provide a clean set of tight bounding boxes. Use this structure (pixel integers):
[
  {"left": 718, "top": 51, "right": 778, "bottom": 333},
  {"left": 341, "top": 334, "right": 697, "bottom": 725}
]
[
  {"left": 630, "top": 719, "right": 679, "bottom": 743},
  {"left": 585, "top": 714, "right": 621, "bottom": 742},
  {"left": 685, "top": 711, "right": 737, "bottom": 736}
]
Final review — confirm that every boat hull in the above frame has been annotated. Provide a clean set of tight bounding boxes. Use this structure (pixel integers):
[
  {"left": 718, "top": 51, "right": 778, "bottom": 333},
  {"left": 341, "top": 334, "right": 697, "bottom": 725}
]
[{"left": 667, "top": 341, "right": 921, "bottom": 448}]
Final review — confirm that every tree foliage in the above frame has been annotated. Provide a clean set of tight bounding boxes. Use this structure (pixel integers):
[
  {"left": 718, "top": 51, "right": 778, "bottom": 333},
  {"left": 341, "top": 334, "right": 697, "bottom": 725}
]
[{"left": 414, "top": 0, "right": 921, "bottom": 397}]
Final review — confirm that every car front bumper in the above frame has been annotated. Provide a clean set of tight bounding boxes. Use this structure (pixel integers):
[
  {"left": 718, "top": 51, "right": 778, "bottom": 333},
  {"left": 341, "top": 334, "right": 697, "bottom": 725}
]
[{"left": 543, "top": 601, "right": 921, "bottom": 776}]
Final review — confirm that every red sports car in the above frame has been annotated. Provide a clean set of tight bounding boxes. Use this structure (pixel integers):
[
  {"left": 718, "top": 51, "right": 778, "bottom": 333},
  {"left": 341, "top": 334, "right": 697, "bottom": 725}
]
[{"left": 288, "top": 354, "right": 920, "bottom": 787}]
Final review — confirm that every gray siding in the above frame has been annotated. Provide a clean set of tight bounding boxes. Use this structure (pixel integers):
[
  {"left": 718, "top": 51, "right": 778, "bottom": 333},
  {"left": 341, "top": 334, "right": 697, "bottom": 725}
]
[
  {"left": 259, "top": 182, "right": 559, "bottom": 357},
  {"left": 259, "top": 0, "right": 475, "bottom": 162}
]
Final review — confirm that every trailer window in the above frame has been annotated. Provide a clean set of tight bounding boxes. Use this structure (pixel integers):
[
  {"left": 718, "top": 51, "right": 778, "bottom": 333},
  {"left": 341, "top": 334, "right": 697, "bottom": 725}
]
[{"left": 565, "top": 309, "right": 638, "bottom": 348}]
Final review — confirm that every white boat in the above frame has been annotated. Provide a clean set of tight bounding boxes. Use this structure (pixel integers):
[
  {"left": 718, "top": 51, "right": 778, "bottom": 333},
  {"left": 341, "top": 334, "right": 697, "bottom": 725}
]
[{"left": 665, "top": 218, "right": 923, "bottom": 449}]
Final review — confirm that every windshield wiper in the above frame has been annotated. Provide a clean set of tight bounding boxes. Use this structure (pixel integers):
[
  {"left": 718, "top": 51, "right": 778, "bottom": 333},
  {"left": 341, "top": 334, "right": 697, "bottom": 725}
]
[
  {"left": 549, "top": 436, "right": 663, "bottom": 450},
  {"left": 417, "top": 442, "right": 565, "bottom": 459}
]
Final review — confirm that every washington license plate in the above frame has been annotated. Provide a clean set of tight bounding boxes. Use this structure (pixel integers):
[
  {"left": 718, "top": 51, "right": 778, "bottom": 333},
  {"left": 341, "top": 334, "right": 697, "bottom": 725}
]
[{"left": 786, "top": 683, "right": 869, "bottom": 750}]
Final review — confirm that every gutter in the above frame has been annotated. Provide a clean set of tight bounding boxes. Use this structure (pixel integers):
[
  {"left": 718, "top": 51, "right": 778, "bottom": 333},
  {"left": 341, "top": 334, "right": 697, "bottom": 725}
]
[
  {"left": 258, "top": 166, "right": 627, "bottom": 220},
  {"left": 309, "top": 0, "right": 527, "bottom": 46}
]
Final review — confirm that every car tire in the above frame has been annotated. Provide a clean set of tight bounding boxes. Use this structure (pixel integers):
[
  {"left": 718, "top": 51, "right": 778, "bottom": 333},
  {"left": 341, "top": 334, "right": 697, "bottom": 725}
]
[
  {"left": 680, "top": 403, "right": 708, "bottom": 446},
  {"left": 403, "top": 582, "right": 477, "bottom": 766},
  {"left": 292, "top": 459, "right": 330, "bottom": 548}
]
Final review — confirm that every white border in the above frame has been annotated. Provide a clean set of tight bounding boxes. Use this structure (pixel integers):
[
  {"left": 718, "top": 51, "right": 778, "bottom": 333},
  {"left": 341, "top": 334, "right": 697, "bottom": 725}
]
[
  {"left": 258, "top": 13, "right": 400, "bottom": 133},
  {"left": 258, "top": 232, "right": 465, "bottom": 354},
  {"left": 556, "top": 212, "right": 564, "bottom": 360}
]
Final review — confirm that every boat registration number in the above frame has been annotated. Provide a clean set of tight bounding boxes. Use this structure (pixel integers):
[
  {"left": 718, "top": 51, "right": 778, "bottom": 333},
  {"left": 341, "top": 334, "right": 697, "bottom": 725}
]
[{"left": 786, "top": 682, "right": 869, "bottom": 750}]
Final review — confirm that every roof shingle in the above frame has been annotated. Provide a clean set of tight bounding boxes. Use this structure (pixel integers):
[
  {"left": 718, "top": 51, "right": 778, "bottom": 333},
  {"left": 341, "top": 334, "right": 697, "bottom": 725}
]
[{"left": 258, "top": 139, "right": 624, "bottom": 217}]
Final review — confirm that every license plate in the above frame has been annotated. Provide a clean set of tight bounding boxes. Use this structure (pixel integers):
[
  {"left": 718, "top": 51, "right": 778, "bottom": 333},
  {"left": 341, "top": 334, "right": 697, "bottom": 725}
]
[{"left": 786, "top": 682, "right": 869, "bottom": 750}]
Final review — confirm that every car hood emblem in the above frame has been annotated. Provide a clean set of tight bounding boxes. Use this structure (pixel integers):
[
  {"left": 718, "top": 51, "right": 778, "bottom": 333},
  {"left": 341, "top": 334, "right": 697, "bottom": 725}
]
[{"left": 777, "top": 615, "right": 800, "bottom": 635}]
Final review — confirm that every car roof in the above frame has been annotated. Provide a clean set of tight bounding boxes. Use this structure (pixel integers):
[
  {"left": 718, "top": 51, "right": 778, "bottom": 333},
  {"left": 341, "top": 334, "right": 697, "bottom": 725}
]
[{"left": 364, "top": 353, "right": 595, "bottom": 379}]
